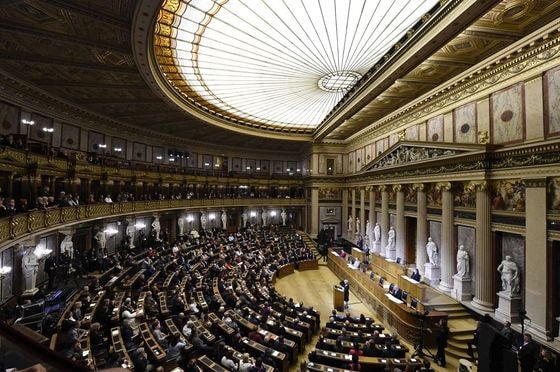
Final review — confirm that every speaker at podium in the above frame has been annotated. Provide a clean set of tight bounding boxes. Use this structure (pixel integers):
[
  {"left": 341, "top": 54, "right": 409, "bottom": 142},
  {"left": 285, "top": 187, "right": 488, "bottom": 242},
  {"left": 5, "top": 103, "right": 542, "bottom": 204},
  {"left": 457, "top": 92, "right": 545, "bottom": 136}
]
[{"left": 333, "top": 285, "right": 344, "bottom": 311}]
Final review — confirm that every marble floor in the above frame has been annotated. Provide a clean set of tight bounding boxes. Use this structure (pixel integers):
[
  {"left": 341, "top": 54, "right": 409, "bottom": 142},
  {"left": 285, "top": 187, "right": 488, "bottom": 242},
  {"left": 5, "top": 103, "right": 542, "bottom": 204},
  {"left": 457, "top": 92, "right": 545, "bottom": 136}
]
[{"left": 274, "top": 265, "right": 460, "bottom": 371}]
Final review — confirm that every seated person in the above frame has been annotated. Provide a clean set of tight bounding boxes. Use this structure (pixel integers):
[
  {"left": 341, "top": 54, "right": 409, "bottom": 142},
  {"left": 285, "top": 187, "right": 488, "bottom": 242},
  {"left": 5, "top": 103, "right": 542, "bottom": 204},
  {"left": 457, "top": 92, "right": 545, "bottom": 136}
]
[
  {"left": 411, "top": 268, "right": 421, "bottom": 282},
  {"left": 352, "top": 258, "right": 360, "bottom": 269}
]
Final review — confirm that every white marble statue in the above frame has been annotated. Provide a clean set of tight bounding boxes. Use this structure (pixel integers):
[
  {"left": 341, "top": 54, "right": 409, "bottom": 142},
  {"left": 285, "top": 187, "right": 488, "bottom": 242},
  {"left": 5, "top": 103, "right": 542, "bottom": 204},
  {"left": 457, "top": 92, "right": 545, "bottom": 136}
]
[
  {"left": 200, "top": 212, "right": 208, "bottom": 230},
  {"left": 374, "top": 222, "right": 381, "bottom": 242},
  {"left": 347, "top": 217, "right": 353, "bottom": 233},
  {"left": 261, "top": 209, "right": 267, "bottom": 226},
  {"left": 365, "top": 220, "right": 371, "bottom": 237},
  {"left": 177, "top": 217, "right": 185, "bottom": 236},
  {"left": 281, "top": 209, "right": 287, "bottom": 226},
  {"left": 221, "top": 210, "right": 227, "bottom": 230},
  {"left": 456, "top": 245, "right": 470, "bottom": 278},
  {"left": 126, "top": 223, "right": 135, "bottom": 248},
  {"left": 60, "top": 234, "right": 74, "bottom": 258},
  {"left": 426, "top": 237, "right": 438, "bottom": 266},
  {"left": 22, "top": 248, "right": 40, "bottom": 293},
  {"left": 497, "top": 256, "right": 520, "bottom": 296},
  {"left": 94, "top": 230, "right": 106, "bottom": 250},
  {"left": 241, "top": 210, "right": 248, "bottom": 228},
  {"left": 152, "top": 217, "right": 161, "bottom": 241},
  {"left": 355, "top": 217, "right": 360, "bottom": 234},
  {"left": 385, "top": 226, "right": 396, "bottom": 256}
]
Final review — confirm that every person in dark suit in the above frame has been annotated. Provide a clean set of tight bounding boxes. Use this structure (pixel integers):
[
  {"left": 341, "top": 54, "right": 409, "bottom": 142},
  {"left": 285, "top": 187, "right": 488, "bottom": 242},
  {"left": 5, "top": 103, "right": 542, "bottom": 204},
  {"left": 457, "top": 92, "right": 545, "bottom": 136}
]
[
  {"left": 435, "top": 319, "right": 449, "bottom": 367},
  {"left": 342, "top": 280, "right": 350, "bottom": 309},
  {"left": 411, "top": 268, "right": 421, "bottom": 282},
  {"left": 518, "top": 333, "right": 539, "bottom": 372}
]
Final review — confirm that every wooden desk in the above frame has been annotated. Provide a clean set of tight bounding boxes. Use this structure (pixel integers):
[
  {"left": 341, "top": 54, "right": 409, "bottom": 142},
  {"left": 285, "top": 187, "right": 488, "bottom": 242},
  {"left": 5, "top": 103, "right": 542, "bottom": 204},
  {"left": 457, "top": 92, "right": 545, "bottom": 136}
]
[
  {"left": 371, "top": 253, "right": 406, "bottom": 283},
  {"left": 165, "top": 318, "right": 193, "bottom": 352},
  {"left": 159, "top": 292, "right": 170, "bottom": 316},
  {"left": 196, "top": 291, "right": 208, "bottom": 311},
  {"left": 82, "top": 290, "right": 105, "bottom": 327},
  {"left": 139, "top": 322, "right": 167, "bottom": 361},
  {"left": 328, "top": 250, "right": 446, "bottom": 346},
  {"left": 225, "top": 310, "right": 257, "bottom": 332},
  {"left": 197, "top": 355, "right": 228, "bottom": 372},
  {"left": 192, "top": 320, "right": 216, "bottom": 344},
  {"left": 212, "top": 278, "right": 226, "bottom": 306},
  {"left": 351, "top": 248, "right": 366, "bottom": 263},
  {"left": 136, "top": 291, "right": 147, "bottom": 317},
  {"left": 333, "top": 285, "right": 344, "bottom": 310},
  {"left": 110, "top": 327, "right": 134, "bottom": 370},
  {"left": 298, "top": 259, "right": 318, "bottom": 271},
  {"left": 257, "top": 328, "right": 298, "bottom": 360},
  {"left": 320, "top": 337, "right": 408, "bottom": 358},
  {"left": 398, "top": 275, "right": 427, "bottom": 303},
  {"left": 277, "top": 263, "right": 295, "bottom": 278},
  {"left": 123, "top": 269, "right": 145, "bottom": 289},
  {"left": 208, "top": 312, "right": 236, "bottom": 337},
  {"left": 312, "top": 349, "right": 422, "bottom": 369},
  {"left": 56, "top": 290, "right": 83, "bottom": 331},
  {"left": 146, "top": 270, "right": 161, "bottom": 288},
  {"left": 242, "top": 337, "right": 288, "bottom": 372},
  {"left": 162, "top": 272, "right": 175, "bottom": 289},
  {"left": 327, "top": 320, "right": 384, "bottom": 332},
  {"left": 104, "top": 267, "right": 131, "bottom": 289},
  {"left": 111, "top": 292, "right": 125, "bottom": 323},
  {"left": 225, "top": 345, "right": 274, "bottom": 372},
  {"left": 306, "top": 361, "right": 352, "bottom": 372}
]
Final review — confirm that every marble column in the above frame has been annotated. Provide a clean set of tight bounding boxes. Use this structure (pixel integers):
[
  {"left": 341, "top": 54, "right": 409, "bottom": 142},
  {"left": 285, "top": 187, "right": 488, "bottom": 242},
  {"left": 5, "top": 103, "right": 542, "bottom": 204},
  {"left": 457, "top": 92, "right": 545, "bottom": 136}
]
[
  {"left": 351, "top": 188, "right": 357, "bottom": 241},
  {"left": 394, "top": 184, "right": 405, "bottom": 261},
  {"left": 368, "top": 188, "right": 376, "bottom": 248},
  {"left": 524, "top": 178, "right": 549, "bottom": 339},
  {"left": 359, "top": 188, "right": 366, "bottom": 238},
  {"left": 380, "top": 186, "right": 389, "bottom": 255},
  {"left": 414, "top": 184, "right": 428, "bottom": 274},
  {"left": 311, "top": 188, "right": 319, "bottom": 236},
  {"left": 469, "top": 181, "right": 494, "bottom": 312},
  {"left": 342, "top": 189, "right": 349, "bottom": 237},
  {"left": 438, "top": 182, "right": 454, "bottom": 293}
]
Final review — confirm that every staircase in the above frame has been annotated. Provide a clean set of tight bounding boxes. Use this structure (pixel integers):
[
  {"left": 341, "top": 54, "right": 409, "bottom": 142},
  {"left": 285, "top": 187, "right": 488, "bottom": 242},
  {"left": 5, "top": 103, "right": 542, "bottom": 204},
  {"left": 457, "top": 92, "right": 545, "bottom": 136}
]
[
  {"left": 431, "top": 303, "right": 478, "bottom": 361},
  {"left": 298, "top": 231, "right": 322, "bottom": 260}
]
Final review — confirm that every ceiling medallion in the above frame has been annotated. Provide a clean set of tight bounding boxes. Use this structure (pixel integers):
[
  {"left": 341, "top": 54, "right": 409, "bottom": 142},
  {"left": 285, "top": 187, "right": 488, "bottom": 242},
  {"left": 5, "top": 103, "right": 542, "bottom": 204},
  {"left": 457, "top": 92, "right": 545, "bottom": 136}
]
[{"left": 318, "top": 71, "right": 362, "bottom": 93}]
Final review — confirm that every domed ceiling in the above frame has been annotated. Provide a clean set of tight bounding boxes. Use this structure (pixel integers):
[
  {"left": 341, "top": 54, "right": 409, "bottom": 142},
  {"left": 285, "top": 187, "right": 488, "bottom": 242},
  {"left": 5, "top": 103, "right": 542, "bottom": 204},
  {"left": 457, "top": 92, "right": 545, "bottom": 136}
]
[{"left": 153, "top": 0, "right": 439, "bottom": 133}]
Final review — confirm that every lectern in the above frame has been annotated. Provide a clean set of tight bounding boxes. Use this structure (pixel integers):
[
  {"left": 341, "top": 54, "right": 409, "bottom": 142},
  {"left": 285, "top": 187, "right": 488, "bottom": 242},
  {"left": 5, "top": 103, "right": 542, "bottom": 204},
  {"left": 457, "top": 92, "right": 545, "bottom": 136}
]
[{"left": 333, "top": 285, "right": 344, "bottom": 311}]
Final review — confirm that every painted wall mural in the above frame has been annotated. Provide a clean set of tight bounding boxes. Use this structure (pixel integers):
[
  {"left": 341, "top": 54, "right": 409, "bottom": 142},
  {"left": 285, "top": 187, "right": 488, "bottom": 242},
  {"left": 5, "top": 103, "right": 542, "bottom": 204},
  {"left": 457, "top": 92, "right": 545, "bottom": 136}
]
[
  {"left": 454, "top": 102, "right": 477, "bottom": 143},
  {"left": 547, "top": 177, "right": 560, "bottom": 211},
  {"left": 454, "top": 182, "right": 476, "bottom": 208},
  {"left": 491, "top": 180, "right": 525, "bottom": 212},
  {"left": 427, "top": 183, "right": 442, "bottom": 207},
  {"left": 427, "top": 115, "right": 444, "bottom": 142},
  {"left": 319, "top": 188, "right": 341, "bottom": 200},
  {"left": 491, "top": 83, "right": 525, "bottom": 144}
]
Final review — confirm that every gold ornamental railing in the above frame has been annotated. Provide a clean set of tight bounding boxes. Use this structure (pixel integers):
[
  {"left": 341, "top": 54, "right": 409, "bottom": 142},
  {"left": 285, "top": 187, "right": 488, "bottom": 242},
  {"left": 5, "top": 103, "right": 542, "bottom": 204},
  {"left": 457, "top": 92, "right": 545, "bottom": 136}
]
[{"left": 0, "top": 198, "right": 306, "bottom": 249}]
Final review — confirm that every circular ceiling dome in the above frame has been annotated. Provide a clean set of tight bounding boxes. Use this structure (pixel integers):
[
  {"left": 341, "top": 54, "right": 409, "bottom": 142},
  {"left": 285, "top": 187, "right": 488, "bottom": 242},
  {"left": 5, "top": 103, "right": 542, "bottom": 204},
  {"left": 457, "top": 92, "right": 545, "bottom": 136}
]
[{"left": 154, "top": 0, "right": 438, "bottom": 133}]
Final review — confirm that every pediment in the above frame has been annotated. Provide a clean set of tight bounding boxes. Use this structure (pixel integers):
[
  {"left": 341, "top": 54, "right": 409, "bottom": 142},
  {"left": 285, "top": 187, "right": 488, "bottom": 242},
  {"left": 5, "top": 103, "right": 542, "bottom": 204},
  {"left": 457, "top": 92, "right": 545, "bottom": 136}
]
[{"left": 362, "top": 141, "right": 492, "bottom": 172}]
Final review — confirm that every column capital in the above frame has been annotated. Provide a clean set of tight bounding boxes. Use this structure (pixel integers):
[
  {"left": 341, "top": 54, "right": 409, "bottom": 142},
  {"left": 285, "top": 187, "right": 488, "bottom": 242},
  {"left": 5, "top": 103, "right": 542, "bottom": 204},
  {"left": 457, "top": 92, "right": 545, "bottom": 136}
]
[
  {"left": 378, "top": 185, "right": 388, "bottom": 192},
  {"left": 436, "top": 181, "right": 452, "bottom": 192},
  {"left": 411, "top": 183, "right": 425, "bottom": 192},
  {"left": 392, "top": 184, "right": 403, "bottom": 192},
  {"left": 467, "top": 180, "right": 488, "bottom": 192}
]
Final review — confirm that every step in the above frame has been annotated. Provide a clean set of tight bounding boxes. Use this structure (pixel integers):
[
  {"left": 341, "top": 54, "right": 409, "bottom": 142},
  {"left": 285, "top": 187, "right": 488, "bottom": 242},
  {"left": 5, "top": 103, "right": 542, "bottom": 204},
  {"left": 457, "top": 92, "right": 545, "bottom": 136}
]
[
  {"left": 446, "top": 311, "right": 471, "bottom": 319},
  {"left": 433, "top": 304, "right": 467, "bottom": 312},
  {"left": 448, "top": 339, "right": 474, "bottom": 351},
  {"left": 450, "top": 333, "right": 475, "bottom": 342},
  {"left": 447, "top": 347, "right": 475, "bottom": 360}
]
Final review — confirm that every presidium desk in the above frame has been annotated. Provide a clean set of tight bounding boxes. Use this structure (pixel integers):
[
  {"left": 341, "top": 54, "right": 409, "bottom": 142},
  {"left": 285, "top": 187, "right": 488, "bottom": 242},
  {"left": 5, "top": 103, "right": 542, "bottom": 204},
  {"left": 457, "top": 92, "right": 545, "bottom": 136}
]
[{"left": 327, "top": 249, "right": 446, "bottom": 346}]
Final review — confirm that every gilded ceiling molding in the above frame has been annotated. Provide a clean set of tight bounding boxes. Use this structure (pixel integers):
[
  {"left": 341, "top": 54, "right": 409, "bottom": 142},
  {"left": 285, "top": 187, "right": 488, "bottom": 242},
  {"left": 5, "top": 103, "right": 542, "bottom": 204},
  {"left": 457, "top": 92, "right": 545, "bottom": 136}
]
[{"left": 346, "top": 26, "right": 560, "bottom": 149}]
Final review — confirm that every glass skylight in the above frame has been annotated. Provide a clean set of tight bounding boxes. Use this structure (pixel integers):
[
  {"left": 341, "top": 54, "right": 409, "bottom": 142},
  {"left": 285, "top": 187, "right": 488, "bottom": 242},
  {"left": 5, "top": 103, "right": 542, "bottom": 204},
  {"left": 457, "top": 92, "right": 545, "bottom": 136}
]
[{"left": 155, "top": 0, "right": 439, "bottom": 132}]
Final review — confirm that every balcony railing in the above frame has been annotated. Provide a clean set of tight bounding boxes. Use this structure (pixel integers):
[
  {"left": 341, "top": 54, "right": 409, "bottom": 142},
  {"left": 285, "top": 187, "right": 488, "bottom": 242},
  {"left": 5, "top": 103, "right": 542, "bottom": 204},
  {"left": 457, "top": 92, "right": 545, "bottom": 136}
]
[{"left": 0, "top": 198, "right": 306, "bottom": 249}]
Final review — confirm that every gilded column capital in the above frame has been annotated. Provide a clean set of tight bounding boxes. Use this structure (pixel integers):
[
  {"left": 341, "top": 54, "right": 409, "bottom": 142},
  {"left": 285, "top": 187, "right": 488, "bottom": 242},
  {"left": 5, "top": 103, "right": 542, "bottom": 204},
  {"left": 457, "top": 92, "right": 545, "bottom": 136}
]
[
  {"left": 467, "top": 180, "right": 488, "bottom": 192},
  {"left": 378, "top": 185, "right": 387, "bottom": 192},
  {"left": 411, "top": 183, "right": 425, "bottom": 192},
  {"left": 435, "top": 181, "right": 453, "bottom": 192},
  {"left": 398, "top": 130, "right": 406, "bottom": 142},
  {"left": 392, "top": 184, "right": 403, "bottom": 192}
]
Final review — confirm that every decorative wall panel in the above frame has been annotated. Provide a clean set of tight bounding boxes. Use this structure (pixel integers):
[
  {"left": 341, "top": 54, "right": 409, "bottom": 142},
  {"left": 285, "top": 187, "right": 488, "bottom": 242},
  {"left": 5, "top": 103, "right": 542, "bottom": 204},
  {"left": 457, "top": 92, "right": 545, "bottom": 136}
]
[
  {"left": 544, "top": 66, "right": 560, "bottom": 137},
  {"left": 0, "top": 101, "right": 19, "bottom": 135},
  {"left": 427, "top": 115, "right": 444, "bottom": 142},
  {"left": 491, "top": 83, "right": 525, "bottom": 144},
  {"left": 61, "top": 123, "right": 80, "bottom": 150},
  {"left": 453, "top": 102, "right": 477, "bottom": 143}
]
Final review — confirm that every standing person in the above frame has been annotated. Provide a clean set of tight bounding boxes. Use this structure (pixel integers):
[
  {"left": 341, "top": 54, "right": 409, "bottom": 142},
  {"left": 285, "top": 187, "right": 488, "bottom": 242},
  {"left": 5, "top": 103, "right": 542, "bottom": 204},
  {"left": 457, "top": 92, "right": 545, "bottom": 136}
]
[
  {"left": 435, "top": 319, "right": 449, "bottom": 367},
  {"left": 342, "top": 280, "right": 350, "bottom": 309},
  {"left": 518, "top": 333, "right": 539, "bottom": 372}
]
